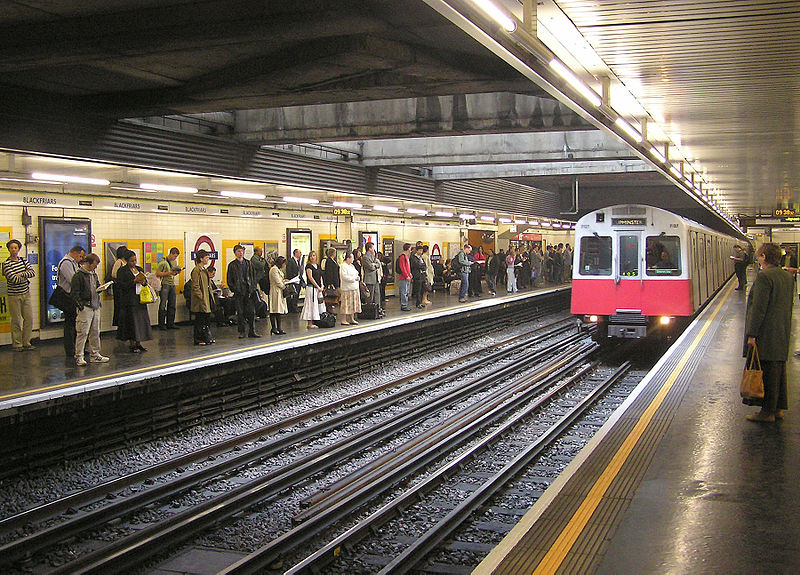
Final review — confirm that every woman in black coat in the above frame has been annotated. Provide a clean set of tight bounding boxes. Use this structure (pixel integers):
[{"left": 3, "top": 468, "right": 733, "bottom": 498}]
[{"left": 115, "top": 250, "right": 154, "bottom": 353}]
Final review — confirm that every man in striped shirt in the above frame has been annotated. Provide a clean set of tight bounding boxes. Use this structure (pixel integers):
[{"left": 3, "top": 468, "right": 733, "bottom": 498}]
[{"left": 2, "top": 239, "right": 36, "bottom": 351}]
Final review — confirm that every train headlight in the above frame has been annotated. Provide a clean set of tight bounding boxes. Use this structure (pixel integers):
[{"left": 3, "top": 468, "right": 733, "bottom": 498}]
[
  {"left": 659, "top": 316, "right": 672, "bottom": 325},
  {"left": 587, "top": 315, "right": 599, "bottom": 323}
]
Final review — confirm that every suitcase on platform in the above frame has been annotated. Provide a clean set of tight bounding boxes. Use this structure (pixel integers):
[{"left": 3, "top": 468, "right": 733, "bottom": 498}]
[
  {"left": 358, "top": 302, "right": 381, "bottom": 320},
  {"left": 314, "top": 312, "right": 336, "bottom": 328},
  {"left": 449, "top": 279, "right": 461, "bottom": 296}
]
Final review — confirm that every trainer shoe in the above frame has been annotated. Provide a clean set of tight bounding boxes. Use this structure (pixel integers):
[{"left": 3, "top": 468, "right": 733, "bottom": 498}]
[
  {"left": 76, "top": 357, "right": 87, "bottom": 366},
  {"left": 89, "top": 354, "right": 110, "bottom": 363}
]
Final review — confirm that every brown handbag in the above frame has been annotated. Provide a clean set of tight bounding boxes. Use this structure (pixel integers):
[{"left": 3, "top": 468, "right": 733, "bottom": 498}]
[{"left": 740, "top": 344, "right": 765, "bottom": 400}]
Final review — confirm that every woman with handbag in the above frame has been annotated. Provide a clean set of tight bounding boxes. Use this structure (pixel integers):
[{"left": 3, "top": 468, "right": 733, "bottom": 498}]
[
  {"left": 743, "top": 242, "right": 794, "bottom": 422},
  {"left": 301, "top": 250, "right": 325, "bottom": 329},
  {"left": 338, "top": 250, "right": 362, "bottom": 325},
  {"left": 268, "top": 256, "right": 289, "bottom": 335},
  {"left": 190, "top": 250, "right": 215, "bottom": 345},
  {"left": 115, "top": 250, "right": 153, "bottom": 353}
]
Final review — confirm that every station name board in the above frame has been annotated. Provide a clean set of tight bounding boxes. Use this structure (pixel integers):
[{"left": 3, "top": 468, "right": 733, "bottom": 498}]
[{"left": 612, "top": 217, "right": 646, "bottom": 226}]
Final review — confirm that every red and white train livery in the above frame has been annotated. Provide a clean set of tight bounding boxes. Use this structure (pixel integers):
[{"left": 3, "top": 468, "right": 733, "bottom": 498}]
[{"left": 571, "top": 204, "right": 738, "bottom": 338}]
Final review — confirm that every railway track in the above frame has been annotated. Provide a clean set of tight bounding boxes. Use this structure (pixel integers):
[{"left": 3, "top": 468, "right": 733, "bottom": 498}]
[{"left": 0, "top": 318, "right": 584, "bottom": 574}]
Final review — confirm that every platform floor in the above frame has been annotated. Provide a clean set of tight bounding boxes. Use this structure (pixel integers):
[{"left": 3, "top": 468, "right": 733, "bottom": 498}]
[
  {"left": 477, "top": 272, "right": 800, "bottom": 574},
  {"left": 0, "top": 282, "right": 566, "bottom": 408}
]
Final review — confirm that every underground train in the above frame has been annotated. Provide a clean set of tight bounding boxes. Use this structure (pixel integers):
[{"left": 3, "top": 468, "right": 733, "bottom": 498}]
[{"left": 571, "top": 204, "right": 738, "bottom": 339}]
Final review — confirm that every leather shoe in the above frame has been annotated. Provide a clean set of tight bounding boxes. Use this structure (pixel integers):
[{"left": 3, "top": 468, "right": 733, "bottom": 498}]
[
  {"left": 248, "top": 332, "right": 261, "bottom": 338},
  {"left": 776, "top": 410, "right": 785, "bottom": 420},
  {"left": 239, "top": 333, "right": 247, "bottom": 339},
  {"left": 746, "top": 412, "right": 775, "bottom": 422},
  {"left": 167, "top": 325, "right": 180, "bottom": 330}
]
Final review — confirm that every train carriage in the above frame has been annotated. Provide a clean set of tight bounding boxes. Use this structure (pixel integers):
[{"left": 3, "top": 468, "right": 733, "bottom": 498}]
[{"left": 572, "top": 204, "right": 737, "bottom": 339}]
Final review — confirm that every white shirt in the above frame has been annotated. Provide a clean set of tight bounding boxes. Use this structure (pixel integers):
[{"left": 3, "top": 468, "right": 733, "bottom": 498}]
[{"left": 339, "top": 262, "right": 360, "bottom": 291}]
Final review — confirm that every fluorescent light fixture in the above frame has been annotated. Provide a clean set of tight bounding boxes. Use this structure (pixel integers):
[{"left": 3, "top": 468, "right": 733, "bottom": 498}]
[
  {"left": 435, "top": 211, "right": 454, "bottom": 218},
  {"left": 31, "top": 172, "right": 110, "bottom": 186},
  {"left": 460, "top": 213, "right": 476, "bottom": 220},
  {"left": 649, "top": 147, "right": 666, "bottom": 162},
  {"left": 333, "top": 201, "right": 363, "bottom": 209},
  {"left": 669, "top": 166, "right": 682, "bottom": 179},
  {"left": 541, "top": 221, "right": 552, "bottom": 227},
  {"left": 529, "top": 220, "right": 540, "bottom": 226},
  {"left": 549, "top": 60, "right": 602, "bottom": 107},
  {"left": 498, "top": 217, "right": 512, "bottom": 223},
  {"left": 1, "top": 176, "right": 63, "bottom": 185},
  {"left": 514, "top": 218, "right": 527, "bottom": 225},
  {"left": 282, "top": 195, "right": 319, "bottom": 205},
  {"left": 473, "top": 0, "right": 517, "bottom": 32},
  {"left": 140, "top": 183, "right": 198, "bottom": 194},
  {"left": 407, "top": 208, "right": 428, "bottom": 215},
  {"left": 614, "top": 118, "right": 643, "bottom": 142},
  {"left": 480, "top": 215, "right": 495, "bottom": 222},
  {"left": 220, "top": 190, "right": 266, "bottom": 200},
  {"left": 552, "top": 223, "right": 563, "bottom": 228},
  {"left": 374, "top": 205, "right": 399, "bottom": 213}
]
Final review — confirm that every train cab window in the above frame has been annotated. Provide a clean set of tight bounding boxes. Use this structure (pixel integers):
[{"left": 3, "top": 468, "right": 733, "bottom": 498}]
[
  {"left": 579, "top": 236, "right": 612, "bottom": 276},
  {"left": 646, "top": 235, "right": 681, "bottom": 276},
  {"left": 619, "top": 235, "right": 639, "bottom": 277}
]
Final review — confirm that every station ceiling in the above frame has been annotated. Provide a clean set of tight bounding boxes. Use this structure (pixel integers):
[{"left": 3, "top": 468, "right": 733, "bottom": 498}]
[{"left": 0, "top": 1, "right": 797, "bottom": 235}]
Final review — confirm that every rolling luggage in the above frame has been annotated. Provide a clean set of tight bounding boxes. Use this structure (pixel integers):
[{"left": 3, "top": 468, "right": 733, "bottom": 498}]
[
  {"left": 314, "top": 312, "right": 336, "bottom": 328},
  {"left": 449, "top": 279, "right": 461, "bottom": 295},
  {"left": 358, "top": 302, "right": 381, "bottom": 320}
]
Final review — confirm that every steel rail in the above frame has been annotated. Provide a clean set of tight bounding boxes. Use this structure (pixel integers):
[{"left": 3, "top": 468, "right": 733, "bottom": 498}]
[
  {"left": 43, "top": 327, "right": 584, "bottom": 574},
  {"left": 0, "top": 320, "right": 576, "bottom": 567},
  {"left": 285, "top": 361, "right": 631, "bottom": 575},
  {"left": 219, "top": 342, "right": 599, "bottom": 575}
]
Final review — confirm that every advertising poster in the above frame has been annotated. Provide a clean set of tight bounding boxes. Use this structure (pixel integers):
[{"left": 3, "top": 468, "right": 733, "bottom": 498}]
[
  {"left": 104, "top": 241, "right": 127, "bottom": 283},
  {"left": 264, "top": 241, "right": 279, "bottom": 266},
  {"left": 142, "top": 241, "right": 164, "bottom": 273},
  {"left": 184, "top": 232, "right": 221, "bottom": 266},
  {"left": 39, "top": 217, "right": 91, "bottom": 327},
  {"left": 0, "top": 229, "right": 10, "bottom": 331},
  {"left": 382, "top": 236, "right": 395, "bottom": 286},
  {"left": 358, "top": 231, "right": 378, "bottom": 250},
  {"left": 287, "top": 229, "right": 312, "bottom": 259}
]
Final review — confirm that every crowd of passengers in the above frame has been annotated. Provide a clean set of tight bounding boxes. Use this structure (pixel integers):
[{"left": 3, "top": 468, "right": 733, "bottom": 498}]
[{"left": 1, "top": 238, "right": 572, "bottom": 365}]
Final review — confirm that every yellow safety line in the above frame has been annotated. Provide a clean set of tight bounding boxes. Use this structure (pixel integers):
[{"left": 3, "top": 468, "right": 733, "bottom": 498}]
[{"left": 531, "top": 282, "right": 733, "bottom": 574}]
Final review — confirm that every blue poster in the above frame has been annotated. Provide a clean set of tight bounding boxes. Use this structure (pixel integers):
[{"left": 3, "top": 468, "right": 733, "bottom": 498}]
[{"left": 39, "top": 217, "right": 91, "bottom": 327}]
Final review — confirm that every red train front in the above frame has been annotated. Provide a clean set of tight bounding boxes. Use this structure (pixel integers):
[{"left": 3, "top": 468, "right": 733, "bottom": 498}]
[{"left": 571, "top": 204, "right": 736, "bottom": 339}]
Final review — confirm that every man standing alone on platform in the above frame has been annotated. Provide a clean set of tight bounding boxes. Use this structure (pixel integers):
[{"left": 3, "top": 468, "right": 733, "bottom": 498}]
[
  {"left": 2, "top": 239, "right": 36, "bottom": 351},
  {"left": 732, "top": 245, "right": 750, "bottom": 290},
  {"left": 227, "top": 244, "right": 260, "bottom": 338},
  {"left": 57, "top": 245, "right": 85, "bottom": 358},
  {"left": 456, "top": 244, "right": 473, "bottom": 302},
  {"left": 156, "top": 247, "right": 181, "bottom": 330}
]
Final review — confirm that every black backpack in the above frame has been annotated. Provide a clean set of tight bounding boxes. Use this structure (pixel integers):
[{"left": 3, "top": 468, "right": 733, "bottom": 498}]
[
  {"left": 451, "top": 255, "right": 461, "bottom": 274},
  {"left": 395, "top": 255, "right": 403, "bottom": 274},
  {"left": 183, "top": 279, "right": 192, "bottom": 308}
]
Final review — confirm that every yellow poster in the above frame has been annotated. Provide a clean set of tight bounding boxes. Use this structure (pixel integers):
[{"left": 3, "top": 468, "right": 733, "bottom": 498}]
[{"left": 0, "top": 228, "right": 12, "bottom": 330}]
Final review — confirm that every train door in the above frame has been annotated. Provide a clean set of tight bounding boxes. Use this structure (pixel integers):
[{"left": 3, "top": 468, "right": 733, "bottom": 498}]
[
  {"left": 690, "top": 232, "right": 701, "bottom": 308},
  {"left": 701, "top": 233, "right": 710, "bottom": 302},
  {"left": 616, "top": 232, "right": 642, "bottom": 310}
]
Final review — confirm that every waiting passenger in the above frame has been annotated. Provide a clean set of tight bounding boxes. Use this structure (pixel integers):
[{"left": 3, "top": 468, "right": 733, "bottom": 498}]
[
  {"left": 421, "top": 244, "right": 433, "bottom": 306},
  {"left": 2, "top": 239, "right": 36, "bottom": 351},
  {"left": 338, "top": 250, "right": 362, "bottom": 324},
  {"left": 506, "top": 247, "right": 518, "bottom": 294},
  {"left": 110, "top": 245, "right": 128, "bottom": 328},
  {"left": 70, "top": 253, "right": 109, "bottom": 365},
  {"left": 744, "top": 242, "right": 793, "bottom": 422},
  {"left": 190, "top": 250, "right": 215, "bottom": 345},
  {"left": 301, "top": 250, "right": 324, "bottom": 329},
  {"left": 456, "top": 244, "right": 473, "bottom": 302},
  {"left": 411, "top": 245, "right": 427, "bottom": 308},
  {"left": 115, "top": 250, "right": 153, "bottom": 353},
  {"left": 57, "top": 244, "right": 86, "bottom": 358},
  {"left": 362, "top": 242, "right": 381, "bottom": 308},
  {"left": 285, "top": 249, "right": 304, "bottom": 313},
  {"left": 251, "top": 246, "right": 268, "bottom": 293},
  {"left": 227, "top": 244, "right": 260, "bottom": 339},
  {"left": 156, "top": 247, "right": 181, "bottom": 330},
  {"left": 396, "top": 244, "right": 412, "bottom": 311},
  {"left": 268, "top": 256, "right": 289, "bottom": 335}
]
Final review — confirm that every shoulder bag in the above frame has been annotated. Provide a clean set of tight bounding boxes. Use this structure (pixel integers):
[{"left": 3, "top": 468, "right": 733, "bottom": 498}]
[{"left": 740, "top": 344, "right": 764, "bottom": 400}]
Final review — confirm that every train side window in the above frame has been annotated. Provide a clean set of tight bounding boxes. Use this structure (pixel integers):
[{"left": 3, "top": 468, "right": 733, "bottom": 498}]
[
  {"left": 646, "top": 235, "right": 681, "bottom": 276},
  {"left": 619, "top": 235, "right": 639, "bottom": 277},
  {"left": 579, "top": 236, "right": 612, "bottom": 276}
]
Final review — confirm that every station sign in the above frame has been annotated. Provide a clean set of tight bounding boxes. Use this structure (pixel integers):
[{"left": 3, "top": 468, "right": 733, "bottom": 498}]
[{"left": 612, "top": 217, "right": 647, "bottom": 226}]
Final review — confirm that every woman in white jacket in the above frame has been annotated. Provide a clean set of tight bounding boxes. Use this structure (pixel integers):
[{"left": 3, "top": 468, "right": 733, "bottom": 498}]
[{"left": 338, "top": 251, "right": 362, "bottom": 325}]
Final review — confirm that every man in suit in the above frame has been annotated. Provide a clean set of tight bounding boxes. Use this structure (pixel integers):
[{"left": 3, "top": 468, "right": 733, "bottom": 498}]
[
  {"left": 361, "top": 242, "right": 381, "bottom": 308},
  {"left": 285, "top": 248, "right": 305, "bottom": 313},
  {"left": 226, "top": 244, "right": 260, "bottom": 338}
]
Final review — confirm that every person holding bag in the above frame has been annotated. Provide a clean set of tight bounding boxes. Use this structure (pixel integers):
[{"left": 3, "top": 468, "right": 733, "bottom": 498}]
[
  {"left": 743, "top": 242, "right": 793, "bottom": 422},
  {"left": 268, "top": 256, "right": 289, "bottom": 335},
  {"left": 190, "top": 250, "right": 215, "bottom": 345},
  {"left": 300, "top": 250, "right": 325, "bottom": 329},
  {"left": 115, "top": 250, "right": 153, "bottom": 353}
]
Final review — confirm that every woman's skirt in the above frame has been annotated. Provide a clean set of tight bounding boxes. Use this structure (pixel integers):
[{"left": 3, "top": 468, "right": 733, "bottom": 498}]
[
  {"left": 338, "top": 288, "right": 362, "bottom": 315},
  {"left": 300, "top": 287, "right": 323, "bottom": 321},
  {"left": 116, "top": 303, "right": 153, "bottom": 342}
]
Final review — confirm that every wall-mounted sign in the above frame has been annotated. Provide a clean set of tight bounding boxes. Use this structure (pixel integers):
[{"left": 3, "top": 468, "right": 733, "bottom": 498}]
[
  {"left": 775, "top": 208, "right": 796, "bottom": 217},
  {"left": 333, "top": 207, "right": 351, "bottom": 216}
]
